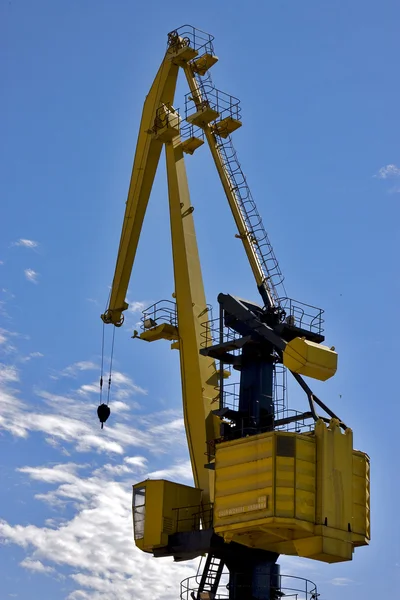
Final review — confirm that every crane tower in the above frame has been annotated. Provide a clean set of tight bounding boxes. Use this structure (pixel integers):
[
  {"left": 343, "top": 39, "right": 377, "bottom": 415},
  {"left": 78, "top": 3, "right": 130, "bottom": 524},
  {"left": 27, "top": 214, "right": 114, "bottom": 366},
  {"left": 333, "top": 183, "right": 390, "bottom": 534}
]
[{"left": 100, "top": 25, "right": 370, "bottom": 600}]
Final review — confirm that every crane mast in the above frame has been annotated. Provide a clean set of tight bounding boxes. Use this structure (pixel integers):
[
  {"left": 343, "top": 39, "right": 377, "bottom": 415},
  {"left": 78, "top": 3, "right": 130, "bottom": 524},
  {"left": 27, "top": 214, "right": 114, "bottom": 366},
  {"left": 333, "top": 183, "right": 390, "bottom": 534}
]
[{"left": 101, "top": 26, "right": 370, "bottom": 600}]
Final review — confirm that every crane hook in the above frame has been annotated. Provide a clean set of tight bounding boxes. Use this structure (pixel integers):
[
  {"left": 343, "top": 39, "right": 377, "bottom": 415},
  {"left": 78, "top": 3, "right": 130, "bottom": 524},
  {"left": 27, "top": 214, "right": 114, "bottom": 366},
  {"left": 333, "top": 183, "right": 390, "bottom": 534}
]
[{"left": 97, "top": 403, "right": 111, "bottom": 429}]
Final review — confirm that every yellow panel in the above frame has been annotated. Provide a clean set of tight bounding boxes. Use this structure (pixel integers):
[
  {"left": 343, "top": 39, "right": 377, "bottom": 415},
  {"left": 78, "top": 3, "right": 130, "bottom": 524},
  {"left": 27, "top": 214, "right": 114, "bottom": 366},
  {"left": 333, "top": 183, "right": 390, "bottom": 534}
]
[
  {"left": 171, "top": 45, "right": 198, "bottom": 63},
  {"left": 132, "top": 479, "right": 202, "bottom": 553},
  {"left": 181, "top": 136, "right": 204, "bottom": 155},
  {"left": 212, "top": 116, "right": 242, "bottom": 138},
  {"left": 294, "top": 533, "right": 353, "bottom": 563},
  {"left": 139, "top": 323, "right": 179, "bottom": 342},
  {"left": 315, "top": 419, "right": 353, "bottom": 531},
  {"left": 352, "top": 450, "right": 370, "bottom": 541},
  {"left": 214, "top": 423, "right": 369, "bottom": 564},
  {"left": 187, "top": 107, "right": 220, "bottom": 127},
  {"left": 283, "top": 338, "right": 338, "bottom": 381},
  {"left": 192, "top": 53, "right": 218, "bottom": 75}
]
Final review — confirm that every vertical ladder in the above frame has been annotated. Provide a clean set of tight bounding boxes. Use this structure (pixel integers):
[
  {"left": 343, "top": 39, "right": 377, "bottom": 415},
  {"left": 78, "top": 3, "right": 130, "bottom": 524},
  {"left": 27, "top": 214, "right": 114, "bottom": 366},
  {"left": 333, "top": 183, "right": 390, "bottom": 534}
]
[
  {"left": 192, "top": 67, "right": 287, "bottom": 308},
  {"left": 195, "top": 554, "right": 225, "bottom": 599}
]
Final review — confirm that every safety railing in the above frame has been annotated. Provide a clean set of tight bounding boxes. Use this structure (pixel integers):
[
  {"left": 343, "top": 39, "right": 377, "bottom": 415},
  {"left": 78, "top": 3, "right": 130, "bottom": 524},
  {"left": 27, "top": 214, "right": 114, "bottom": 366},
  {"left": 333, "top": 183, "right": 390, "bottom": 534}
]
[
  {"left": 180, "top": 121, "right": 205, "bottom": 143},
  {"left": 200, "top": 316, "right": 242, "bottom": 348},
  {"left": 152, "top": 103, "right": 181, "bottom": 136},
  {"left": 185, "top": 85, "right": 241, "bottom": 124},
  {"left": 274, "top": 364, "right": 287, "bottom": 414},
  {"left": 181, "top": 572, "right": 319, "bottom": 600},
  {"left": 221, "top": 379, "right": 289, "bottom": 417},
  {"left": 279, "top": 297, "right": 324, "bottom": 335},
  {"left": 167, "top": 25, "right": 215, "bottom": 56},
  {"left": 172, "top": 503, "right": 213, "bottom": 533},
  {"left": 200, "top": 298, "right": 323, "bottom": 349},
  {"left": 140, "top": 300, "right": 177, "bottom": 332},
  {"left": 206, "top": 407, "right": 316, "bottom": 460}
]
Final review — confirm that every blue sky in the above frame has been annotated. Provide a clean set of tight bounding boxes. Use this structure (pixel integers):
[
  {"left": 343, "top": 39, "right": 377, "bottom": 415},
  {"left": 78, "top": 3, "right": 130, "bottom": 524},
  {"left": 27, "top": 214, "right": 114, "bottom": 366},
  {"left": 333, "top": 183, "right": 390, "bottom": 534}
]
[{"left": 1, "top": 0, "right": 400, "bottom": 598}]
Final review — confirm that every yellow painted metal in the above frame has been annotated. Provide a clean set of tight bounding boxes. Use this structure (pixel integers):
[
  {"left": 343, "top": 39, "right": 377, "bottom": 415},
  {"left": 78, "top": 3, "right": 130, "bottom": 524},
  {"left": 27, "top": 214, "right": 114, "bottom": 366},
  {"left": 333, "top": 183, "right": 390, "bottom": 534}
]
[
  {"left": 187, "top": 105, "right": 220, "bottom": 127},
  {"left": 212, "top": 116, "right": 242, "bottom": 139},
  {"left": 170, "top": 44, "right": 198, "bottom": 64},
  {"left": 153, "top": 104, "right": 181, "bottom": 142},
  {"left": 102, "top": 31, "right": 368, "bottom": 570},
  {"left": 352, "top": 449, "right": 371, "bottom": 545},
  {"left": 100, "top": 51, "right": 180, "bottom": 326},
  {"left": 192, "top": 53, "right": 219, "bottom": 76},
  {"left": 102, "top": 39, "right": 220, "bottom": 508},
  {"left": 139, "top": 323, "right": 179, "bottom": 342},
  {"left": 183, "top": 66, "right": 274, "bottom": 307},
  {"left": 213, "top": 420, "right": 370, "bottom": 563},
  {"left": 165, "top": 137, "right": 220, "bottom": 507},
  {"left": 283, "top": 338, "right": 338, "bottom": 381},
  {"left": 132, "top": 480, "right": 202, "bottom": 553},
  {"left": 181, "top": 136, "right": 204, "bottom": 155}
]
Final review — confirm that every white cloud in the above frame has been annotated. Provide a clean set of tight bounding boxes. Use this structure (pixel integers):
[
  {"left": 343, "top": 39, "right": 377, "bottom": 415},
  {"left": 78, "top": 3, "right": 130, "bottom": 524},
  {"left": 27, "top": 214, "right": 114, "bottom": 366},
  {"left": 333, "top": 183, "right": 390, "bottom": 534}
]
[
  {"left": 389, "top": 185, "right": 400, "bottom": 194},
  {"left": 0, "top": 462, "right": 197, "bottom": 600},
  {"left": 0, "top": 363, "right": 184, "bottom": 458},
  {"left": 0, "top": 329, "right": 17, "bottom": 354},
  {"left": 77, "top": 371, "right": 147, "bottom": 406},
  {"left": 24, "top": 268, "right": 39, "bottom": 283},
  {"left": 12, "top": 238, "right": 39, "bottom": 248},
  {"left": 62, "top": 361, "right": 99, "bottom": 378},
  {"left": 86, "top": 297, "right": 101, "bottom": 306},
  {"left": 330, "top": 577, "right": 353, "bottom": 586},
  {"left": 375, "top": 164, "right": 400, "bottom": 179},
  {"left": 147, "top": 460, "right": 193, "bottom": 482},
  {"left": 0, "top": 363, "right": 19, "bottom": 384},
  {"left": 124, "top": 456, "right": 147, "bottom": 468},
  {"left": 127, "top": 300, "right": 148, "bottom": 314},
  {"left": 0, "top": 340, "right": 195, "bottom": 599},
  {"left": 20, "top": 351, "right": 44, "bottom": 362},
  {"left": 20, "top": 558, "right": 55, "bottom": 574}
]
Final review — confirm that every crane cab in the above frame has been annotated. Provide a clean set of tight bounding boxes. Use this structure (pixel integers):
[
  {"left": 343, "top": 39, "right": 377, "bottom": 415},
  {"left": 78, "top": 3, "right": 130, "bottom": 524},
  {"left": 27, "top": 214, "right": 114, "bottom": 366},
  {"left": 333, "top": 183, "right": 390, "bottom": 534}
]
[
  {"left": 213, "top": 419, "right": 370, "bottom": 563},
  {"left": 132, "top": 479, "right": 203, "bottom": 553}
]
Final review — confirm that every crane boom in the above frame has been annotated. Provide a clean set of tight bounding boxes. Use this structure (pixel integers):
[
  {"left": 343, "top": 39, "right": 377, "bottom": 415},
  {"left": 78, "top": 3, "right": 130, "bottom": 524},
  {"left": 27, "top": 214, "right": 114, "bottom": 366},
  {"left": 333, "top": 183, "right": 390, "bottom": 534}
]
[
  {"left": 101, "top": 50, "right": 179, "bottom": 327},
  {"left": 101, "top": 36, "right": 220, "bottom": 504}
]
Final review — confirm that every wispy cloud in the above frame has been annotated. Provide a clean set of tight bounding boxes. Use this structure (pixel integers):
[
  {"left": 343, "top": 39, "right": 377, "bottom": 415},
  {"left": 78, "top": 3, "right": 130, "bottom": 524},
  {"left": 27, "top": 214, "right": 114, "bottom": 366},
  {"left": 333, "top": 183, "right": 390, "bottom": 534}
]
[
  {"left": 76, "top": 370, "right": 147, "bottom": 407},
  {"left": 374, "top": 164, "right": 400, "bottom": 179},
  {"left": 148, "top": 460, "right": 192, "bottom": 482},
  {"left": 330, "top": 577, "right": 353, "bottom": 586},
  {"left": 0, "top": 328, "right": 192, "bottom": 600},
  {"left": 0, "top": 358, "right": 184, "bottom": 458},
  {"left": 0, "top": 363, "right": 19, "bottom": 384},
  {"left": 20, "top": 351, "right": 44, "bottom": 362},
  {"left": 128, "top": 300, "right": 148, "bottom": 314},
  {"left": 389, "top": 185, "right": 400, "bottom": 194},
  {"left": 61, "top": 361, "right": 99, "bottom": 378},
  {"left": 20, "top": 558, "right": 55, "bottom": 574},
  {"left": 24, "top": 268, "right": 39, "bottom": 283},
  {"left": 0, "top": 328, "right": 17, "bottom": 355},
  {"left": 12, "top": 238, "right": 39, "bottom": 249},
  {"left": 0, "top": 461, "right": 197, "bottom": 600}
]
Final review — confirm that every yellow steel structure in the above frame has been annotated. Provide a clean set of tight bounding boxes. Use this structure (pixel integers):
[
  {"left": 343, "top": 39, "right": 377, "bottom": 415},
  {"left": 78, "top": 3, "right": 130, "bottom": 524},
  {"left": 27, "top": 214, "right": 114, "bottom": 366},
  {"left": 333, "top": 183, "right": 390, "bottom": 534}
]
[
  {"left": 101, "top": 26, "right": 370, "bottom": 577},
  {"left": 101, "top": 38, "right": 220, "bottom": 507},
  {"left": 132, "top": 480, "right": 202, "bottom": 552},
  {"left": 213, "top": 419, "right": 370, "bottom": 563},
  {"left": 283, "top": 338, "right": 337, "bottom": 381}
]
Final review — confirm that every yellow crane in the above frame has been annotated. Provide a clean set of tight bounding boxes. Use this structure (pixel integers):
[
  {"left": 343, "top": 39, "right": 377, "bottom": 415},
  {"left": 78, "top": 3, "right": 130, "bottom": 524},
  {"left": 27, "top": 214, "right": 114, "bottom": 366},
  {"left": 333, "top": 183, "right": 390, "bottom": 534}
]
[{"left": 100, "top": 26, "right": 370, "bottom": 600}]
